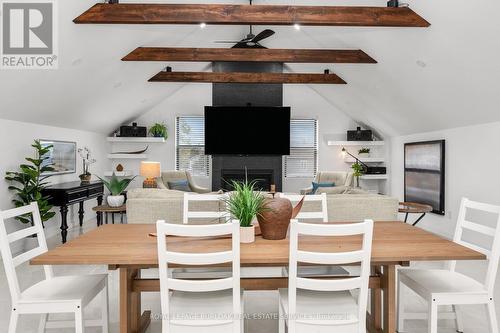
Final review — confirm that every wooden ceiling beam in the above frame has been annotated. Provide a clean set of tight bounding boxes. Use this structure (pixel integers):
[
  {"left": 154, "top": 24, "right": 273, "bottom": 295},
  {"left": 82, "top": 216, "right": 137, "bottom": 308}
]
[
  {"left": 122, "top": 47, "right": 377, "bottom": 64},
  {"left": 148, "top": 71, "right": 347, "bottom": 84},
  {"left": 74, "top": 4, "right": 430, "bottom": 27}
]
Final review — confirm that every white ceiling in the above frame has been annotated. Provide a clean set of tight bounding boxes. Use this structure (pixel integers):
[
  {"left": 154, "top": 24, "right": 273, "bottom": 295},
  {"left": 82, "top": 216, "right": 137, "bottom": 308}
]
[{"left": 0, "top": 0, "right": 499, "bottom": 137}]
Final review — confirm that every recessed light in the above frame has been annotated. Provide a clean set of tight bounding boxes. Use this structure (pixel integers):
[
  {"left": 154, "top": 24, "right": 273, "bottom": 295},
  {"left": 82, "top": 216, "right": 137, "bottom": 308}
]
[
  {"left": 72, "top": 58, "right": 83, "bottom": 66},
  {"left": 200, "top": 22, "right": 206, "bottom": 28},
  {"left": 113, "top": 82, "right": 122, "bottom": 89},
  {"left": 416, "top": 60, "right": 427, "bottom": 68},
  {"left": 294, "top": 23, "right": 301, "bottom": 30},
  {"left": 141, "top": 99, "right": 147, "bottom": 104}
]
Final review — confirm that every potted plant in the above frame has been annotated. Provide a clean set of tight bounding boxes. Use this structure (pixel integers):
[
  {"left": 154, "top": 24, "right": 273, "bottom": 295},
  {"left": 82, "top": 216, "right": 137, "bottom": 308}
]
[
  {"left": 5, "top": 140, "right": 56, "bottom": 248},
  {"left": 358, "top": 147, "right": 370, "bottom": 158},
  {"left": 149, "top": 123, "right": 168, "bottom": 139},
  {"left": 97, "top": 173, "right": 136, "bottom": 207},
  {"left": 223, "top": 180, "right": 267, "bottom": 243},
  {"left": 78, "top": 147, "right": 96, "bottom": 182},
  {"left": 351, "top": 162, "right": 365, "bottom": 188}
]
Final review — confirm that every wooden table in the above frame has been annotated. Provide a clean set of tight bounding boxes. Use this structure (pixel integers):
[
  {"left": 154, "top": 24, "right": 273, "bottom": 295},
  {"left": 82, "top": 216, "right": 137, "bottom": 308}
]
[
  {"left": 31, "top": 222, "right": 485, "bottom": 333},
  {"left": 399, "top": 201, "right": 433, "bottom": 226},
  {"left": 92, "top": 205, "right": 126, "bottom": 226}
]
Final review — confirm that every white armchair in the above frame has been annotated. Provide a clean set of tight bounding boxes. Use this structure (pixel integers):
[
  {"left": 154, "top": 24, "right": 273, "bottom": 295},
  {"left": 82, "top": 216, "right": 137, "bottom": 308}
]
[
  {"left": 157, "top": 170, "right": 210, "bottom": 194},
  {"left": 300, "top": 171, "right": 354, "bottom": 195}
]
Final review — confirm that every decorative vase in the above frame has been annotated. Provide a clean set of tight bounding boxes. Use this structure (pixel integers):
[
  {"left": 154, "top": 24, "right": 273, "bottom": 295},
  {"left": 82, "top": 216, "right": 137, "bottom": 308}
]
[
  {"left": 358, "top": 152, "right": 370, "bottom": 158},
  {"left": 257, "top": 198, "right": 293, "bottom": 240},
  {"left": 79, "top": 174, "right": 91, "bottom": 183},
  {"left": 107, "top": 195, "right": 125, "bottom": 207},
  {"left": 240, "top": 225, "right": 255, "bottom": 243}
]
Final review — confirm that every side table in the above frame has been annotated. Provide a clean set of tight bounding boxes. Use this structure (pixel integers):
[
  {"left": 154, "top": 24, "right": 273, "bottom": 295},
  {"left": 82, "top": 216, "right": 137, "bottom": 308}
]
[{"left": 92, "top": 205, "right": 126, "bottom": 226}]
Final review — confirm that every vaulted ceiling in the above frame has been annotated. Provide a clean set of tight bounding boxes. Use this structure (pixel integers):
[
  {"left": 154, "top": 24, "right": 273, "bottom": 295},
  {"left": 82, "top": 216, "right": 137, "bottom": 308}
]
[{"left": 0, "top": 0, "right": 499, "bottom": 137}]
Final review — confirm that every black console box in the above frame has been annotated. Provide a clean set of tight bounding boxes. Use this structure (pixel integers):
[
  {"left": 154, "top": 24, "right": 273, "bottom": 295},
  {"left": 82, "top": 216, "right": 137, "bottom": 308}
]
[
  {"left": 120, "top": 122, "right": 147, "bottom": 137},
  {"left": 366, "top": 166, "right": 387, "bottom": 175},
  {"left": 347, "top": 127, "right": 373, "bottom": 141}
]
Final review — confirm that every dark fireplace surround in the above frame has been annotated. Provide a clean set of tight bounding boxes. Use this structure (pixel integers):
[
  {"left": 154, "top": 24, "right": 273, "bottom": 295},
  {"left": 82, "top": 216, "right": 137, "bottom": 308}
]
[{"left": 210, "top": 61, "right": 284, "bottom": 192}]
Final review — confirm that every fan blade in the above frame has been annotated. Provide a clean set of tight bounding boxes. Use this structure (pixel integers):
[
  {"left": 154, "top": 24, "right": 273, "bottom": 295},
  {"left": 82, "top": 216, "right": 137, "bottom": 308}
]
[{"left": 251, "top": 29, "right": 275, "bottom": 43}]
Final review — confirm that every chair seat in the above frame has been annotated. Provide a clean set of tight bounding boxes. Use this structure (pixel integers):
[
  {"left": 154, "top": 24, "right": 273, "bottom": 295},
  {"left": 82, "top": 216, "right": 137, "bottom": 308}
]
[
  {"left": 279, "top": 288, "right": 359, "bottom": 325},
  {"left": 399, "top": 269, "right": 487, "bottom": 298},
  {"left": 170, "top": 289, "right": 243, "bottom": 326},
  {"left": 19, "top": 274, "right": 107, "bottom": 303}
]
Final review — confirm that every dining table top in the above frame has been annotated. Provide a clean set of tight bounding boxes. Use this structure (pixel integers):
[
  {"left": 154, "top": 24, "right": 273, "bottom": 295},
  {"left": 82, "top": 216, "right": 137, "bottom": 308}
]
[{"left": 31, "top": 221, "right": 486, "bottom": 267}]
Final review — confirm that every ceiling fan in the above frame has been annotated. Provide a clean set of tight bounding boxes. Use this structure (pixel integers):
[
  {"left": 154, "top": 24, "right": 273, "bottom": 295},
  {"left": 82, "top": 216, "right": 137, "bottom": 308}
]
[{"left": 214, "top": 26, "right": 275, "bottom": 49}]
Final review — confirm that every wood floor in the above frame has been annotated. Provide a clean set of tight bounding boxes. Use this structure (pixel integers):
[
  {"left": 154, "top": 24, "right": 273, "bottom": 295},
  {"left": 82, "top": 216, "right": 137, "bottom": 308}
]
[{"left": 0, "top": 220, "right": 497, "bottom": 332}]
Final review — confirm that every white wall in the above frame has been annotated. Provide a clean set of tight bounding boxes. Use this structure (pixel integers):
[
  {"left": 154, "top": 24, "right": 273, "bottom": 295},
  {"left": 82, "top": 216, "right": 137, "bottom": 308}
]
[
  {"left": 0, "top": 118, "right": 108, "bottom": 246},
  {"left": 390, "top": 121, "right": 500, "bottom": 239},
  {"left": 121, "top": 84, "right": 375, "bottom": 193}
]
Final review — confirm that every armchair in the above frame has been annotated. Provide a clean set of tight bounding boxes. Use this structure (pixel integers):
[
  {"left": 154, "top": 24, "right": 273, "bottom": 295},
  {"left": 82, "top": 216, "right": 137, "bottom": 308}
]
[
  {"left": 300, "top": 171, "right": 354, "bottom": 195},
  {"left": 157, "top": 170, "right": 210, "bottom": 194}
]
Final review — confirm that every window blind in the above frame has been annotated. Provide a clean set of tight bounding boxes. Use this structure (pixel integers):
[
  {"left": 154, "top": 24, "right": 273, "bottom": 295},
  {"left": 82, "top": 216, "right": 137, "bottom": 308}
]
[
  {"left": 175, "top": 116, "right": 209, "bottom": 176},
  {"left": 284, "top": 119, "right": 318, "bottom": 178}
]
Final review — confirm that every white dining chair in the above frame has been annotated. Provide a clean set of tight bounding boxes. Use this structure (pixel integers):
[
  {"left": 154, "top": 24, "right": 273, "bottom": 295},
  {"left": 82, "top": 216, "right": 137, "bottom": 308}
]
[
  {"left": 279, "top": 193, "right": 351, "bottom": 277},
  {"left": 156, "top": 219, "right": 243, "bottom": 333},
  {"left": 183, "top": 192, "right": 229, "bottom": 224},
  {"left": 279, "top": 193, "right": 328, "bottom": 222},
  {"left": 0, "top": 202, "right": 109, "bottom": 333},
  {"left": 397, "top": 197, "right": 500, "bottom": 333},
  {"left": 279, "top": 219, "right": 374, "bottom": 333}
]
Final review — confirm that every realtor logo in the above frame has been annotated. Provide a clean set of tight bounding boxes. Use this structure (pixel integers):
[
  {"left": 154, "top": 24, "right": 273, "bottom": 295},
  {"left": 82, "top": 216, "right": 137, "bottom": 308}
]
[{"left": 1, "top": 0, "right": 58, "bottom": 69}]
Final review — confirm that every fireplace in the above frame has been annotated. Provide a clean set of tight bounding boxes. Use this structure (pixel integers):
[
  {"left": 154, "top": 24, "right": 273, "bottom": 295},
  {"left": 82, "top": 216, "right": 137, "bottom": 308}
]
[{"left": 221, "top": 169, "right": 274, "bottom": 191}]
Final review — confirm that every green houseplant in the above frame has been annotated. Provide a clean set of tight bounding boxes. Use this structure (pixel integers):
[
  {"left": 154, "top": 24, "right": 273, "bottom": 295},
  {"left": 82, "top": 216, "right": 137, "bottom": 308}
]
[
  {"left": 358, "top": 147, "right": 370, "bottom": 158},
  {"left": 97, "top": 173, "right": 136, "bottom": 207},
  {"left": 149, "top": 123, "right": 168, "bottom": 139},
  {"left": 223, "top": 180, "right": 267, "bottom": 243},
  {"left": 5, "top": 140, "right": 56, "bottom": 226},
  {"left": 351, "top": 162, "right": 365, "bottom": 188}
]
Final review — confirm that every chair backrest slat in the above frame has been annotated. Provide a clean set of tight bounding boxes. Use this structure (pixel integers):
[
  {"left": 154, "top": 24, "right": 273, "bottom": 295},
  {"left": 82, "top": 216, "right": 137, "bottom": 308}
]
[
  {"left": 165, "top": 250, "right": 233, "bottom": 265},
  {"left": 450, "top": 197, "right": 500, "bottom": 294},
  {"left": 156, "top": 220, "right": 240, "bottom": 332},
  {"left": 167, "top": 277, "right": 233, "bottom": 292},
  {"left": 7, "top": 226, "right": 39, "bottom": 243},
  {"left": 0, "top": 202, "right": 53, "bottom": 303},
  {"left": 183, "top": 193, "right": 228, "bottom": 224},
  {"left": 287, "top": 219, "right": 373, "bottom": 331},
  {"left": 297, "top": 250, "right": 364, "bottom": 265},
  {"left": 279, "top": 193, "right": 328, "bottom": 222},
  {"left": 296, "top": 276, "right": 363, "bottom": 292}
]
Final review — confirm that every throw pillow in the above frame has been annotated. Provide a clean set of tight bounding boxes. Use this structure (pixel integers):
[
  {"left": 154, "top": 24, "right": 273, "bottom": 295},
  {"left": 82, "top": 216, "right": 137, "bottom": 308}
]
[
  {"left": 167, "top": 180, "right": 192, "bottom": 192},
  {"left": 311, "top": 182, "right": 335, "bottom": 194}
]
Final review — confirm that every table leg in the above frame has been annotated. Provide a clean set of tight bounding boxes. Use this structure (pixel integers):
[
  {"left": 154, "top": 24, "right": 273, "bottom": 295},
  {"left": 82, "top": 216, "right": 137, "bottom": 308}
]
[
  {"left": 370, "top": 266, "right": 382, "bottom": 331},
  {"left": 382, "top": 265, "right": 397, "bottom": 333},
  {"left": 78, "top": 202, "right": 84, "bottom": 227},
  {"left": 119, "top": 268, "right": 150, "bottom": 333},
  {"left": 121, "top": 212, "right": 124, "bottom": 224},
  {"left": 60, "top": 205, "right": 68, "bottom": 244},
  {"left": 97, "top": 212, "right": 102, "bottom": 227},
  {"left": 105, "top": 212, "right": 108, "bottom": 225},
  {"left": 112, "top": 213, "right": 115, "bottom": 224}
]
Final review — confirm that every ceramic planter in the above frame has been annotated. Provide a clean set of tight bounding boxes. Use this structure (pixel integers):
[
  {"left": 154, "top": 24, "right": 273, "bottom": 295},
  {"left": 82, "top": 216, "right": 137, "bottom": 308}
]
[
  {"left": 240, "top": 225, "right": 255, "bottom": 243},
  {"left": 257, "top": 198, "right": 293, "bottom": 240},
  {"left": 79, "top": 174, "right": 91, "bottom": 183},
  {"left": 107, "top": 195, "right": 125, "bottom": 207},
  {"left": 358, "top": 152, "right": 370, "bottom": 158}
]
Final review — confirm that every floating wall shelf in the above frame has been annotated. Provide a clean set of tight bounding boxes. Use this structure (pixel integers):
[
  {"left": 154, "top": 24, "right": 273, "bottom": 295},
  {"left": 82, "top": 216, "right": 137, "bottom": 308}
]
[
  {"left": 107, "top": 154, "right": 147, "bottom": 159},
  {"left": 360, "top": 175, "right": 388, "bottom": 180},
  {"left": 345, "top": 157, "right": 385, "bottom": 163},
  {"left": 106, "top": 137, "right": 165, "bottom": 143},
  {"left": 328, "top": 141, "right": 385, "bottom": 146},
  {"left": 104, "top": 171, "right": 135, "bottom": 177}
]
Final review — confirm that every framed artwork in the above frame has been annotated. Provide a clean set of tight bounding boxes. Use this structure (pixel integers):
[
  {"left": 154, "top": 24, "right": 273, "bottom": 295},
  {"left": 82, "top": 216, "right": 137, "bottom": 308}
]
[
  {"left": 404, "top": 140, "right": 445, "bottom": 215},
  {"left": 39, "top": 140, "right": 77, "bottom": 175}
]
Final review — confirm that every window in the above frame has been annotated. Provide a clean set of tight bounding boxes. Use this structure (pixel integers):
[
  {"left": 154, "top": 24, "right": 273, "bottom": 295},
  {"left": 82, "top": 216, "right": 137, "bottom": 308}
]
[
  {"left": 176, "top": 116, "right": 209, "bottom": 176},
  {"left": 284, "top": 119, "right": 318, "bottom": 178}
]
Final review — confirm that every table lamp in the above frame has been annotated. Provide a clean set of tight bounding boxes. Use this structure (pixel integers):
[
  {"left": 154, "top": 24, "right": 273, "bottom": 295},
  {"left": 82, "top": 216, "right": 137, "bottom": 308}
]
[{"left": 140, "top": 161, "right": 161, "bottom": 188}]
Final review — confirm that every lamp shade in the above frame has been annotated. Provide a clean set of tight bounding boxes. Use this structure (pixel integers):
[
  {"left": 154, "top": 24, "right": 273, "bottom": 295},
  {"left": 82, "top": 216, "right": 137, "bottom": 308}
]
[{"left": 140, "top": 161, "right": 161, "bottom": 178}]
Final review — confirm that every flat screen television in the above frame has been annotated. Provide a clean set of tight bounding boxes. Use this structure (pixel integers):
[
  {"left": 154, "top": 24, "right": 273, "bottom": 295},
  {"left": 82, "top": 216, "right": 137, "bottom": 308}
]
[
  {"left": 205, "top": 106, "right": 291, "bottom": 155},
  {"left": 404, "top": 140, "right": 445, "bottom": 215}
]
